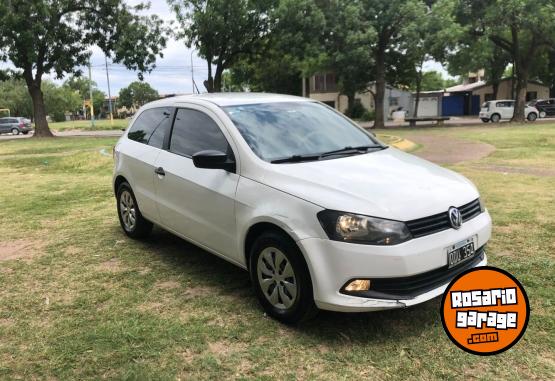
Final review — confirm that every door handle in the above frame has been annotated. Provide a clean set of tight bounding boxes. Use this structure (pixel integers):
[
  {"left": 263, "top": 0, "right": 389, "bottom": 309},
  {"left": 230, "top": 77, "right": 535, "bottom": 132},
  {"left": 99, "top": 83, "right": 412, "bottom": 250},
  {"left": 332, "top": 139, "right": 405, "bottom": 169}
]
[{"left": 154, "top": 167, "right": 165, "bottom": 176}]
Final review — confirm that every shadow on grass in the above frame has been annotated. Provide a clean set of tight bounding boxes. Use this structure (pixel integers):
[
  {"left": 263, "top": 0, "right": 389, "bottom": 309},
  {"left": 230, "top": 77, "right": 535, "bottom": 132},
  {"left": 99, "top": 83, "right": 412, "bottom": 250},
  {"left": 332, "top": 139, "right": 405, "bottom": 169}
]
[{"left": 126, "top": 226, "right": 442, "bottom": 344}]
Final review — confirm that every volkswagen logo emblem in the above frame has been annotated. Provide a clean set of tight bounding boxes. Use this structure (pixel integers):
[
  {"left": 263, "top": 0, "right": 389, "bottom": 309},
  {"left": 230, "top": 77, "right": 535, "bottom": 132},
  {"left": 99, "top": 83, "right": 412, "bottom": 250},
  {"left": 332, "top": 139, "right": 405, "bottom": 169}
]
[{"left": 448, "top": 207, "right": 462, "bottom": 229}]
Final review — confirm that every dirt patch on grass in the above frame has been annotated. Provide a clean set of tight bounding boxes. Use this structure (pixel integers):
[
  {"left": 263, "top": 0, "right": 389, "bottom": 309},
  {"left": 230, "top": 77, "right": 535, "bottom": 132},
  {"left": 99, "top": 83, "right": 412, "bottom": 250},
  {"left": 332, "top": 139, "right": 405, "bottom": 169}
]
[
  {"left": 155, "top": 280, "right": 181, "bottom": 290},
  {"left": 96, "top": 258, "right": 123, "bottom": 272},
  {"left": 470, "top": 164, "right": 555, "bottom": 177},
  {"left": 184, "top": 285, "right": 215, "bottom": 298},
  {"left": 0, "top": 239, "right": 42, "bottom": 262},
  {"left": 207, "top": 340, "right": 247, "bottom": 357},
  {"left": 407, "top": 135, "right": 495, "bottom": 164}
]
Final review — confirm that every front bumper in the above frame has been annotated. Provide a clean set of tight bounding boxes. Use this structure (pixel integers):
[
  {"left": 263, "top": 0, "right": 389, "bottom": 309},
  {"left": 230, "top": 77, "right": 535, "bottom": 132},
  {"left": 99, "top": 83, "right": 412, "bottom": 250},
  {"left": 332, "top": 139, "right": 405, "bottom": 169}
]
[{"left": 298, "top": 210, "right": 492, "bottom": 312}]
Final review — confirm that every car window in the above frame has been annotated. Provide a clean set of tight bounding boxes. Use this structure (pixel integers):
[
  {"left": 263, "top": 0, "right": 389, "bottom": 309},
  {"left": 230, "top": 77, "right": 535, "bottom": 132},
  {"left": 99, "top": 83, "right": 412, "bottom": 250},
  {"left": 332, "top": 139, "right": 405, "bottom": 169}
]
[
  {"left": 127, "top": 107, "right": 173, "bottom": 148},
  {"left": 0, "top": 119, "right": 7, "bottom": 125},
  {"left": 169, "top": 108, "right": 230, "bottom": 157},
  {"left": 224, "top": 102, "right": 382, "bottom": 162}
]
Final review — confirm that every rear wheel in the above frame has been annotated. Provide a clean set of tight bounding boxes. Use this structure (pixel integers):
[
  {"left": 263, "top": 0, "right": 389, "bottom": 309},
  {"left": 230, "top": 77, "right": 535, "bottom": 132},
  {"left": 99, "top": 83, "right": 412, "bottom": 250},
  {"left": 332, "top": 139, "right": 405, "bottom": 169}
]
[
  {"left": 11, "top": 128, "right": 19, "bottom": 135},
  {"left": 527, "top": 112, "right": 538, "bottom": 122},
  {"left": 490, "top": 114, "right": 501, "bottom": 123},
  {"left": 22, "top": 131, "right": 29, "bottom": 135},
  {"left": 481, "top": 118, "right": 490, "bottom": 123},
  {"left": 249, "top": 230, "right": 318, "bottom": 324},
  {"left": 539, "top": 111, "right": 547, "bottom": 118},
  {"left": 116, "top": 182, "right": 153, "bottom": 239}
]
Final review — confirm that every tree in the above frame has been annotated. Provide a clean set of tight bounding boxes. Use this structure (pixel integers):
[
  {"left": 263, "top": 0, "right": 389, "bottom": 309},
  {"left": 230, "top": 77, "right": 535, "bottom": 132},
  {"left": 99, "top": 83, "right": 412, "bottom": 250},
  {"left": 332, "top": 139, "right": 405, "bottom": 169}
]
[
  {"left": 359, "top": 0, "right": 429, "bottom": 127},
  {"left": 42, "top": 81, "right": 82, "bottom": 122},
  {"left": 225, "top": 0, "right": 326, "bottom": 96},
  {"left": 170, "top": 0, "right": 274, "bottom": 93},
  {"left": 118, "top": 81, "right": 159, "bottom": 109},
  {"left": 0, "top": 79, "right": 33, "bottom": 118},
  {"left": 402, "top": 0, "right": 461, "bottom": 117},
  {"left": 453, "top": 0, "right": 555, "bottom": 121},
  {"left": 313, "top": 0, "right": 374, "bottom": 116},
  {"left": 0, "top": 1, "right": 166, "bottom": 137}
]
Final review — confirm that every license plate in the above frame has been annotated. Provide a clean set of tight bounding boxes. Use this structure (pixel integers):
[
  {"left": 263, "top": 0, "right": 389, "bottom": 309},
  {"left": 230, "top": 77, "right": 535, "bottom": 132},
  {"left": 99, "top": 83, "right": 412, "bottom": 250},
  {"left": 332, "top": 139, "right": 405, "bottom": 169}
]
[{"left": 447, "top": 239, "right": 475, "bottom": 268}]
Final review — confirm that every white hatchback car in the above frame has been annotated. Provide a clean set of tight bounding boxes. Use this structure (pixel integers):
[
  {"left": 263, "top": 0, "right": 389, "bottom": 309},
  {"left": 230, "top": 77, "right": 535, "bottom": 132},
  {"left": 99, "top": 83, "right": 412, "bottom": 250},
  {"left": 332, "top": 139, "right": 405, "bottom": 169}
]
[
  {"left": 480, "top": 100, "right": 539, "bottom": 123},
  {"left": 113, "top": 93, "right": 491, "bottom": 323}
]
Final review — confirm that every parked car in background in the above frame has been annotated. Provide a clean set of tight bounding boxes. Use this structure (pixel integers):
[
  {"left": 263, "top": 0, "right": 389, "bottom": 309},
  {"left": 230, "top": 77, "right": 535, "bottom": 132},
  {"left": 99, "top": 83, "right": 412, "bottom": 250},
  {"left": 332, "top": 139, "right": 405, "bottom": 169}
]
[
  {"left": 480, "top": 100, "right": 539, "bottom": 123},
  {"left": 113, "top": 93, "right": 491, "bottom": 323},
  {"left": 0, "top": 117, "right": 33, "bottom": 135},
  {"left": 527, "top": 99, "right": 555, "bottom": 118}
]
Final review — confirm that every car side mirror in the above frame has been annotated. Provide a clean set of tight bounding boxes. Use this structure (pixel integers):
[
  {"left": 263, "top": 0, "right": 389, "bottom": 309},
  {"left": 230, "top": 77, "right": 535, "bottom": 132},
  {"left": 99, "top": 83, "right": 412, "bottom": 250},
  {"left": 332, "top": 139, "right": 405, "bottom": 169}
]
[{"left": 192, "top": 150, "right": 236, "bottom": 172}]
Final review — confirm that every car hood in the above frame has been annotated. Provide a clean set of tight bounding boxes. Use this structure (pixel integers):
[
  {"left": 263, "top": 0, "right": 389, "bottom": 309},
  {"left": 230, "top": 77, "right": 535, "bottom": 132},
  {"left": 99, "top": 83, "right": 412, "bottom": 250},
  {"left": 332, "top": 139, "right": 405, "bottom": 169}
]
[{"left": 259, "top": 148, "right": 479, "bottom": 221}]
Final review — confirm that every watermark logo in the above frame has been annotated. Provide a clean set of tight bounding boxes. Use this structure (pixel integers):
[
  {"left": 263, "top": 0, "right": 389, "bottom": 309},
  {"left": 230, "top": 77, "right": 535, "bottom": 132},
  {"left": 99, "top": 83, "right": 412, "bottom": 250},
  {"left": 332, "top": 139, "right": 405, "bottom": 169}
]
[{"left": 441, "top": 266, "right": 529, "bottom": 355}]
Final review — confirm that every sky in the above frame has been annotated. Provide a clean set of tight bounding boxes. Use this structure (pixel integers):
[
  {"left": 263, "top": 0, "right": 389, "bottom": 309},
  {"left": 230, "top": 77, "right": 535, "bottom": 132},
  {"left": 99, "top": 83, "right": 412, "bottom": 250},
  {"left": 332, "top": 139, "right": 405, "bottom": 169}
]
[{"left": 2, "top": 0, "right": 452, "bottom": 96}]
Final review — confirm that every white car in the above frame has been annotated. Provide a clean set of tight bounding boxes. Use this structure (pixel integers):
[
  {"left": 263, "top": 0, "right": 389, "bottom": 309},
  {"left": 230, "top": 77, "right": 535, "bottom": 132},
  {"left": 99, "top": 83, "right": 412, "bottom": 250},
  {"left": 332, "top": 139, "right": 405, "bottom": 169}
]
[
  {"left": 480, "top": 100, "right": 539, "bottom": 123},
  {"left": 113, "top": 93, "right": 491, "bottom": 323}
]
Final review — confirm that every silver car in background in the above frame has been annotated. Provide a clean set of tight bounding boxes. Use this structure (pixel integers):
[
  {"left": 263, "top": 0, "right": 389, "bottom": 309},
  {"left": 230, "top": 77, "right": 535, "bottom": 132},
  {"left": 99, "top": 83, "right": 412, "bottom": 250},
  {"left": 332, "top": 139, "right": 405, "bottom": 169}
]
[{"left": 0, "top": 117, "right": 33, "bottom": 135}]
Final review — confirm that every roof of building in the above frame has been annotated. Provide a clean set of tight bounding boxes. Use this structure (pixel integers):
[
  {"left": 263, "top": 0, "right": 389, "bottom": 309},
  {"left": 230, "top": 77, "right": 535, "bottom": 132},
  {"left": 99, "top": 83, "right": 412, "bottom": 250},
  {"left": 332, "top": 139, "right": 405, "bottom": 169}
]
[{"left": 446, "top": 78, "right": 548, "bottom": 93}]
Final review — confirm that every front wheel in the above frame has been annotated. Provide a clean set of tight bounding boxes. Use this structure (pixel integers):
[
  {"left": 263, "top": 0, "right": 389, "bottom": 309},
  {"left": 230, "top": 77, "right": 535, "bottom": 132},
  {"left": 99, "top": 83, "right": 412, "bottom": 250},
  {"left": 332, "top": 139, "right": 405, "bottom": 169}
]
[
  {"left": 249, "top": 231, "right": 318, "bottom": 324},
  {"left": 539, "top": 111, "right": 547, "bottom": 118},
  {"left": 116, "top": 182, "right": 153, "bottom": 239},
  {"left": 11, "top": 128, "right": 19, "bottom": 135},
  {"left": 527, "top": 112, "right": 538, "bottom": 122},
  {"left": 481, "top": 118, "right": 490, "bottom": 123}
]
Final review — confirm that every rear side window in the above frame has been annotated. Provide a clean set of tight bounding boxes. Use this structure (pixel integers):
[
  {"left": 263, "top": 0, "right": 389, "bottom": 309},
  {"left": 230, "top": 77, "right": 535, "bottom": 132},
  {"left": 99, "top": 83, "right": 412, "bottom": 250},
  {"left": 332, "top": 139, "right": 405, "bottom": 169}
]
[
  {"left": 169, "top": 109, "right": 229, "bottom": 157},
  {"left": 128, "top": 107, "right": 173, "bottom": 148}
]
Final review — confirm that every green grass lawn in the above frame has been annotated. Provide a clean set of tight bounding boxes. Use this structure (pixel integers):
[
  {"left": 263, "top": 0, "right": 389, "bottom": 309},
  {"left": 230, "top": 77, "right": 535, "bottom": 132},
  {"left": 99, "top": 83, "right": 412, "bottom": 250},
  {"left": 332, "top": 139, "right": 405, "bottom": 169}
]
[
  {"left": 49, "top": 119, "right": 129, "bottom": 132},
  {"left": 0, "top": 125, "right": 554, "bottom": 380}
]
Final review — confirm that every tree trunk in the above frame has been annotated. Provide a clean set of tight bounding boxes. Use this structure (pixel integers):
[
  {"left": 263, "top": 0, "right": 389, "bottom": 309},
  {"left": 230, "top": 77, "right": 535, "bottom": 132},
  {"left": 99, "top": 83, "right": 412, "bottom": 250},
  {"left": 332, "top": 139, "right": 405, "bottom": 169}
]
[
  {"left": 512, "top": 67, "right": 528, "bottom": 122},
  {"left": 27, "top": 81, "right": 53, "bottom": 138},
  {"left": 374, "top": 48, "right": 386, "bottom": 129},
  {"left": 204, "top": 57, "right": 214, "bottom": 93},
  {"left": 413, "top": 70, "right": 423, "bottom": 118},
  {"left": 492, "top": 82, "right": 499, "bottom": 100},
  {"left": 213, "top": 65, "right": 224, "bottom": 92},
  {"left": 346, "top": 92, "right": 356, "bottom": 117}
]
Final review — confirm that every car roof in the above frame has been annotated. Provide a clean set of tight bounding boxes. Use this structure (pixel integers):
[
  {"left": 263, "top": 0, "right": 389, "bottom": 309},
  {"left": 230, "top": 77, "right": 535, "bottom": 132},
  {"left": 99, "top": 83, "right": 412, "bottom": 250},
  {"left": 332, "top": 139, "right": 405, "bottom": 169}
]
[{"left": 147, "top": 92, "right": 312, "bottom": 108}]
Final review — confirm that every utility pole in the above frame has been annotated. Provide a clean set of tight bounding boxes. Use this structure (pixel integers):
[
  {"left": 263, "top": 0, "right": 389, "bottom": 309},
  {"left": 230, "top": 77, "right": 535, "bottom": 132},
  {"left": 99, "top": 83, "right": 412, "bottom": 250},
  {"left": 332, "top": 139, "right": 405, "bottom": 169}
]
[
  {"left": 88, "top": 61, "right": 95, "bottom": 128},
  {"left": 105, "top": 56, "right": 113, "bottom": 125},
  {"left": 190, "top": 50, "right": 195, "bottom": 94}
]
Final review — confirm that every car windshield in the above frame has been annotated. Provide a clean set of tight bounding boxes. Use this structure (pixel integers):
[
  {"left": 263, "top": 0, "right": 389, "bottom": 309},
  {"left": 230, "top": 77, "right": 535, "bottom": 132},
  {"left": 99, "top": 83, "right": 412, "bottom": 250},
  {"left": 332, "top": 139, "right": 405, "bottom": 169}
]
[{"left": 223, "top": 102, "right": 382, "bottom": 162}]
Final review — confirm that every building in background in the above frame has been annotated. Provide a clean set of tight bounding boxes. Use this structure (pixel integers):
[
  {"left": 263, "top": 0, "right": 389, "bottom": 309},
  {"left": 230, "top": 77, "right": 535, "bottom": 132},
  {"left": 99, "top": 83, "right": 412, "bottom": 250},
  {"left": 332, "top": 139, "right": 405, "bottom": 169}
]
[{"left": 304, "top": 73, "right": 412, "bottom": 122}]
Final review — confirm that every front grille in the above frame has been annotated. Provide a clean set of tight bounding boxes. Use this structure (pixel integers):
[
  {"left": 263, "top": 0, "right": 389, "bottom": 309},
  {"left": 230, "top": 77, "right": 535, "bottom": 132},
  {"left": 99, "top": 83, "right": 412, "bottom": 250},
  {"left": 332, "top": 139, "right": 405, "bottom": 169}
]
[
  {"left": 405, "top": 199, "right": 482, "bottom": 238},
  {"left": 341, "top": 246, "right": 486, "bottom": 300}
]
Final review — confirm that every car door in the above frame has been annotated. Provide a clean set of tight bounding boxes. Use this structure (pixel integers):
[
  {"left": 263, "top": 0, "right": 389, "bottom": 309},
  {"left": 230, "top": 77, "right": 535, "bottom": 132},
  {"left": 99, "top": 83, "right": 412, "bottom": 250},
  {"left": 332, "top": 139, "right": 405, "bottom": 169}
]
[
  {"left": 120, "top": 107, "right": 174, "bottom": 223},
  {"left": 155, "top": 105, "right": 240, "bottom": 260},
  {"left": 0, "top": 119, "right": 8, "bottom": 133},
  {"left": 497, "top": 101, "right": 513, "bottom": 119}
]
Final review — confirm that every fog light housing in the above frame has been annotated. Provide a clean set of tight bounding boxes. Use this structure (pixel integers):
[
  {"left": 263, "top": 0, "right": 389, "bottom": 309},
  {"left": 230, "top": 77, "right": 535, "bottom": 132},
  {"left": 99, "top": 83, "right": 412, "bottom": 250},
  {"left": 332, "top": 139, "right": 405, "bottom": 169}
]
[{"left": 344, "top": 279, "right": 371, "bottom": 292}]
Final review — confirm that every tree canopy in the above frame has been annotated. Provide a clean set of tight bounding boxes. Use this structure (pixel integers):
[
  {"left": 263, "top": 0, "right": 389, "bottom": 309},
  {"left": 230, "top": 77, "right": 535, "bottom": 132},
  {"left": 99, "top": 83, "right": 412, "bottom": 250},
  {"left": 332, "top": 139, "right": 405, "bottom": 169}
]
[
  {"left": 0, "top": 0, "right": 167, "bottom": 137},
  {"left": 118, "top": 81, "right": 160, "bottom": 109}
]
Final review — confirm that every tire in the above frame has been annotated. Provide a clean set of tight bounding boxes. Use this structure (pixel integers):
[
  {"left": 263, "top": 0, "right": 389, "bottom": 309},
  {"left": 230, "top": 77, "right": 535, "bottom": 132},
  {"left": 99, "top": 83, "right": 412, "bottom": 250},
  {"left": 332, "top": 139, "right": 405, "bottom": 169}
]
[
  {"left": 22, "top": 131, "right": 29, "bottom": 135},
  {"left": 481, "top": 118, "right": 490, "bottom": 123},
  {"left": 490, "top": 114, "right": 501, "bottom": 123},
  {"left": 116, "top": 182, "right": 153, "bottom": 239},
  {"left": 539, "top": 111, "right": 547, "bottom": 118},
  {"left": 249, "top": 230, "right": 318, "bottom": 324},
  {"left": 527, "top": 112, "right": 538, "bottom": 122},
  {"left": 11, "top": 128, "right": 19, "bottom": 135}
]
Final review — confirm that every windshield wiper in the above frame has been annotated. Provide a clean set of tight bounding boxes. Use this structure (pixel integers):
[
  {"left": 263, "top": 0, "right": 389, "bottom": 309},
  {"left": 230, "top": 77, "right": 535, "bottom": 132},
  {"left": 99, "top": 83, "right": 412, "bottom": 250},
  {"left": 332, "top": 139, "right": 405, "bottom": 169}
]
[
  {"left": 319, "top": 145, "right": 385, "bottom": 158},
  {"left": 271, "top": 154, "right": 321, "bottom": 164}
]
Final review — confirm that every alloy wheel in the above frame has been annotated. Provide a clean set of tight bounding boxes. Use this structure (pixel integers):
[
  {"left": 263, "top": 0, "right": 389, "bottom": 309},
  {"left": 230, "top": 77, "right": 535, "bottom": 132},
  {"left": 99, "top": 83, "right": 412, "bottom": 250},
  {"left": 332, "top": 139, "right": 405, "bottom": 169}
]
[
  {"left": 119, "top": 190, "right": 136, "bottom": 231},
  {"left": 257, "top": 247, "right": 298, "bottom": 309}
]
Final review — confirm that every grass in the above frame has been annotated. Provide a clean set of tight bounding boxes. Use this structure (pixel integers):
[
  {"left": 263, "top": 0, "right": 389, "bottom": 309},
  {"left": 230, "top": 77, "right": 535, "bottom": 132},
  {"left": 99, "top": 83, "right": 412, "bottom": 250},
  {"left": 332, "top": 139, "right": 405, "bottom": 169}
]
[
  {"left": 48, "top": 119, "right": 129, "bottom": 132},
  {"left": 0, "top": 124, "right": 554, "bottom": 380}
]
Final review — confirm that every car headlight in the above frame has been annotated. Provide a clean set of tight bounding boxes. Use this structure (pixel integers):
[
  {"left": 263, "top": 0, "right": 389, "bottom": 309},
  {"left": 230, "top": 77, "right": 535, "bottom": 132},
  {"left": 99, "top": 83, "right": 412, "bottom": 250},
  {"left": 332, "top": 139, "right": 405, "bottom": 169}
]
[{"left": 317, "top": 210, "right": 412, "bottom": 245}]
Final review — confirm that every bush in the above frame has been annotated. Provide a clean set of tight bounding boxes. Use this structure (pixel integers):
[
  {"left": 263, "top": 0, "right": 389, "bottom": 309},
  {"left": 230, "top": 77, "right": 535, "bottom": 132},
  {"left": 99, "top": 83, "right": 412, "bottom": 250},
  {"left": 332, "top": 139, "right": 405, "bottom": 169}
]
[
  {"left": 349, "top": 102, "right": 366, "bottom": 119},
  {"left": 360, "top": 109, "right": 375, "bottom": 121}
]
